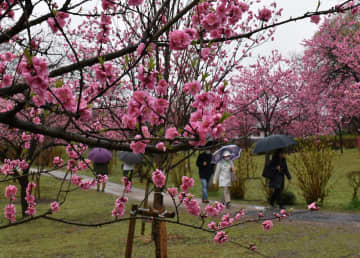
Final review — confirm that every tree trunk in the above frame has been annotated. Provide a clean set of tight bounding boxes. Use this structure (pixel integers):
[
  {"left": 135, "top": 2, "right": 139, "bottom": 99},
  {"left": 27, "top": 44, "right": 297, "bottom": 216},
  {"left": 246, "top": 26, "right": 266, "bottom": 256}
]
[{"left": 18, "top": 174, "right": 29, "bottom": 217}]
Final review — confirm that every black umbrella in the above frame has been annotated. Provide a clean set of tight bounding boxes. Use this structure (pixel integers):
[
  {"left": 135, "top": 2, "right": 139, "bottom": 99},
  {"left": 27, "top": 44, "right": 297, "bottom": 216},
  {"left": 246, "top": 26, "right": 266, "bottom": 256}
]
[
  {"left": 252, "top": 135, "right": 297, "bottom": 154},
  {"left": 118, "top": 151, "right": 143, "bottom": 164}
]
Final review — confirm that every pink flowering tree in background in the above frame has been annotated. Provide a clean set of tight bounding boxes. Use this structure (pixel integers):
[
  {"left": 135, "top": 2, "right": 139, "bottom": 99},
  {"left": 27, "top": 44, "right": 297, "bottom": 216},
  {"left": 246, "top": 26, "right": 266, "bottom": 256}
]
[
  {"left": 0, "top": 0, "right": 359, "bottom": 255},
  {"left": 300, "top": 10, "right": 360, "bottom": 138}
]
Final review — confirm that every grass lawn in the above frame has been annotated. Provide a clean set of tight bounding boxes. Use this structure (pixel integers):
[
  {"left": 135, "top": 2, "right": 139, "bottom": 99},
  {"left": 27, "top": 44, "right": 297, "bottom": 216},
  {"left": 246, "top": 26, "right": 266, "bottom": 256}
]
[{"left": 1, "top": 175, "right": 360, "bottom": 257}]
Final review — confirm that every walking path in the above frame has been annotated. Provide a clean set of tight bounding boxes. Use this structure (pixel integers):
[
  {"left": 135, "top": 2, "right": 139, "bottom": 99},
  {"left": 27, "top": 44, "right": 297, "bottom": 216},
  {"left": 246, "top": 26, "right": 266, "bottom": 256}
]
[{"left": 47, "top": 171, "right": 360, "bottom": 225}]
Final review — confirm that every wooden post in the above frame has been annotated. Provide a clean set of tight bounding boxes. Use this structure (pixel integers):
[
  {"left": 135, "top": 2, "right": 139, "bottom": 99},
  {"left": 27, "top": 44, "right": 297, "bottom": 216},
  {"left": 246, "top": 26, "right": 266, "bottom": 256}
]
[
  {"left": 152, "top": 191, "right": 167, "bottom": 258},
  {"left": 125, "top": 204, "right": 138, "bottom": 258},
  {"left": 141, "top": 179, "right": 150, "bottom": 236}
]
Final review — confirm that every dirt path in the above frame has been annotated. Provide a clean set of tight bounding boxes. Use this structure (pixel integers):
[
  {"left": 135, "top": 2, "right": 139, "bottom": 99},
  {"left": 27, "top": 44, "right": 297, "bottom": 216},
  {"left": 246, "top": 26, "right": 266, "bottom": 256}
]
[{"left": 47, "top": 170, "right": 360, "bottom": 225}]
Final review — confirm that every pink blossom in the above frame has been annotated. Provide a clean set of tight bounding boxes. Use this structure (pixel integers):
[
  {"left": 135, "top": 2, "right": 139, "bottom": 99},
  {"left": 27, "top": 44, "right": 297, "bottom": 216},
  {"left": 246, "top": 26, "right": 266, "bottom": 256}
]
[
  {"left": 130, "top": 139, "right": 147, "bottom": 154},
  {"left": 152, "top": 169, "right": 166, "bottom": 188},
  {"left": 165, "top": 127, "right": 180, "bottom": 140},
  {"left": 214, "top": 231, "right": 228, "bottom": 244},
  {"left": 183, "top": 28, "right": 198, "bottom": 39},
  {"left": 310, "top": 15, "right": 321, "bottom": 24},
  {"left": 249, "top": 243, "right": 257, "bottom": 251},
  {"left": 156, "top": 142, "right": 166, "bottom": 152},
  {"left": 183, "top": 196, "right": 201, "bottom": 216},
  {"left": 5, "top": 204, "right": 16, "bottom": 222},
  {"left": 257, "top": 8, "right": 272, "bottom": 22},
  {"left": 112, "top": 197, "right": 128, "bottom": 217},
  {"left": 180, "top": 176, "right": 194, "bottom": 192},
  {"left": 5, "top": 185, "right": 17, "bottom": 201},
  {"left": 202, "top": 13, "right": 220, "bottom": 31},
  {"left": 208, "top": 221, "right": 217, "bottom": 230},
  {"left": 258, "top": 212, "right": 264, "bottom": 218},
  {"left": 25, "top": 205, "right": 37, "bottom": 216},
  {"left": 25, "top": 195, "right": 35, "bottom": 204},
  {"left": 307, "top": 202, "right": 320, "bottom": 211},
  {"left": 53, "top": 156, "right": 64, "bottom": 167},
  {"left": 239, "top": 2, "right": 249, "bottom": 12},
  {"left": 50, "top": 201, "right": 60, "bottom": 213},
  {"left": 169, "top": 30, "right": 191, "bottom": 51},
  {"left": 262, "top": 220, "right": 273, "bottom": 231},
  {"left": 71, "top": 175, "right": 82, "bottom": 185},
  {"left": 136, "top": 43, "right": 146, "bottom": 56},
  {"left": 184, "top": 81, "right": 202, "bottom": 95},
  {"left": 167, "top": 187, "right": 178, "bottom": 198},
  {"left": 128, "top": 0, "right": 144, "bottom": 6}
]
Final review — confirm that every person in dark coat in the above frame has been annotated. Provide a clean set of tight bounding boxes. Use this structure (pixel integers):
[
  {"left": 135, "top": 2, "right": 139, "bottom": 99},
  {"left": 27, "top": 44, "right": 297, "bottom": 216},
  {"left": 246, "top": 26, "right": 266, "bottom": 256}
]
[
  {"left": 196, "top": 150, "right": 215, "bottom": 203},
  {"left": 94, "top": 161, "right": 109, "bottom": 192},
  {"left": 268, "top": 149, "right": 291, "bottom": 209}
]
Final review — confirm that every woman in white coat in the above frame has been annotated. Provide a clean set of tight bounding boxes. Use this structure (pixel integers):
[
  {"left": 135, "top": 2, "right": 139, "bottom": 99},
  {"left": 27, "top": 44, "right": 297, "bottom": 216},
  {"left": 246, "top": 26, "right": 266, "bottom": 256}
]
[{"left": 213, "top": 151, "right": 235, "bottom": 209}]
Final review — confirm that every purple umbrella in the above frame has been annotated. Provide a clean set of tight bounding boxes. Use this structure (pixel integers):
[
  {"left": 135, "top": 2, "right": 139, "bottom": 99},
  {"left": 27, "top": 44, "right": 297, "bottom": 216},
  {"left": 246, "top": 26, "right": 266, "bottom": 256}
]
[{"left": 88, "top": 148, "right": 113, "bottom": 163}]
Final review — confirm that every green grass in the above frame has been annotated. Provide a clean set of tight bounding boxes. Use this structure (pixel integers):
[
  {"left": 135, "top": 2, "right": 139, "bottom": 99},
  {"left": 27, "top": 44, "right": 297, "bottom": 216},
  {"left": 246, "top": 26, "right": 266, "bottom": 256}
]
[{"left": 1, "top": 176, "right": 360, "bottom": 257}]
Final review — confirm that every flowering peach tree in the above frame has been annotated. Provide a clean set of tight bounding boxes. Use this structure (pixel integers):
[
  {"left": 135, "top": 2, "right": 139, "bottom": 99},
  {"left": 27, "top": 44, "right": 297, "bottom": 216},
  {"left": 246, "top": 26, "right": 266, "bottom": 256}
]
[{"left": 0, "top": 0, "right": 359, "bottom": 255}]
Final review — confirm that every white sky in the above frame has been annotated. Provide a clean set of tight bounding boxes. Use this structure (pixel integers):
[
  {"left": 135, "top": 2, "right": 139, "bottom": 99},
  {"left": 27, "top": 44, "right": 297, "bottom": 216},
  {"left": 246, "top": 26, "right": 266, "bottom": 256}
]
[{"left": 249, "top": 0, "right": 343, "bottom": 60}]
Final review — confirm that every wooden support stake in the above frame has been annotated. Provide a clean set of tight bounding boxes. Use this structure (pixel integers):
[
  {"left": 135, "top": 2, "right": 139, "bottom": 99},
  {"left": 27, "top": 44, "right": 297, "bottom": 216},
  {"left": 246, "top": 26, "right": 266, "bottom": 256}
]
[{"left": 125, "top": 204, "right": 138, "bottom": 258}]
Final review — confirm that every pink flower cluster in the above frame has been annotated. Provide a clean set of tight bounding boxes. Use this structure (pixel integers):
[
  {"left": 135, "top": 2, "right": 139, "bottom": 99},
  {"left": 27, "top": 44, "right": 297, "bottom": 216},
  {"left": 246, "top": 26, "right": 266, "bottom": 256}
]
[
  {"left": 214, "top": 231, "right": 229, "bottom": 244},
  {"left": 218, "top": 213, "right": 234, "bottom": 229},
  {"left": 97, "top": 13, "right": 112, "bottom": 43},
  {"left": 53, "top": 85, "right": 76, "bottom": 112},
  {"left": 1, "top": 159, "right": 29, "bottom": 176},
  {"left": 53, "top": 156, "right": 64, "bottom": 168},
  {"left": 21, "top": 132, "right": 32, "bottom": 149},
  {"left": 205, "top": 201, "right": 225, "bottom": 217},
  {"left": 152, "top": 169, "right": 166, "bottom": 188},
  {"left": 262, "top": 220, "right": 273, "bottom": 231},
  {"left": 102, "top": 0, "right": 117, "bottom": 10},
  {"left": 308, "top": 202, "right": 320, "bottom": 211},
  {"left": 4, "top": 204, "right": 16, "bottom": 223},
  {"left": 128, "top": 0, "right": 143, "bottom": 6},
  {"left": 169, "top": 30, "right": 191, "bottom": 51},
  {"left": 5, "top": 185, "right": 17, "bottom": 201},
  {"left": 165, "top": 127, "right": 180, "bottom": 140},
  {"left": 25, "top": 182, "right": 37, "bottom": 216},
  {"left": 94, "top": 63, "right": 115, "bottom": 84},
  {"left": 257, "top": 8, "right": 272, "bottom": 22},
  {"left": 112, "top": 196, "right": 128, "bottom": 218},
  {"left": 310, "top": 15, "right": 321, "bottom": 24},
  {"left": 50, "top": 201, "right": 60, "bottom": 213},
  {"left": 97, "top": 174, "right": 108, "bottom": 184},
  {"left": 167, "top": 187, "right": 178, "bottom": 198},
  {"left": 130, "top": 135, "right": 147, "bottom": 154},
  {"left": 184, "top": 81, "right": 202, "bottom": 96},
  {"left": 47, "top": 11, "right": 69, "bottom": 33},
  {"left": 180, "top": 176, "right": 195, "bottom": 192},
  {"left": 18, "top": 57, "right": 49, "bottom": 97},
  {"left": 183, "top": 195, "right": 201, "bottom": 216},
  {"left": 137, "top": 65, "right": 157, "bottom": 90},
  {"left": 71, "top": 175, "right": 97, "bottom": 190},
  {"left": 126, "top": 91, "right": 168, "bottom": 128},
  {"left": 156, "top": 142, "right": 166, "bottom": 152},
  {"left": 122, "top": 177, "right": 132, "bottom": 193}
]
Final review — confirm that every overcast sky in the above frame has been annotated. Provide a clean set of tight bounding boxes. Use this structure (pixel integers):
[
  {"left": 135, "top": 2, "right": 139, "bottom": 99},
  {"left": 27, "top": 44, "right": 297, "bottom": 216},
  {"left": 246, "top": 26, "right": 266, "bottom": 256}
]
[{"left": 249, "top": 0, "right": 343, "bottom": 60}]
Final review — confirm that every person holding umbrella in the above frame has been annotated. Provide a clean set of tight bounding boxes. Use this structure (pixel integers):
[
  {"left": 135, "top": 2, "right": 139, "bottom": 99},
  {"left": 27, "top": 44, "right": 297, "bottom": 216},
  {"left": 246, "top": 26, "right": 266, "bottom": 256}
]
[
  {"left": 213, "top": 151, "right": 236, "bottom": 209},
  {"left": 118, "top": 151, "right": 143, "bottom": 183},
  {"left": 88, "top": 148, "right": 113, "bottom": 192},
  {"left": 268, "top": 149, "right": 292, "bottom": 209}
]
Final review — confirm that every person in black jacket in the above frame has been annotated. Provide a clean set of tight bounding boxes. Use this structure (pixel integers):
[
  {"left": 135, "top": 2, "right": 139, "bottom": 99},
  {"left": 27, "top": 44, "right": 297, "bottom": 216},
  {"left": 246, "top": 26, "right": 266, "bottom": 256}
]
[
  {"left": 269, "top": 149, "right": 291, "bottom": 209},
  {"left": 196, "top": 150, "right": 215, "bottom": 203}
]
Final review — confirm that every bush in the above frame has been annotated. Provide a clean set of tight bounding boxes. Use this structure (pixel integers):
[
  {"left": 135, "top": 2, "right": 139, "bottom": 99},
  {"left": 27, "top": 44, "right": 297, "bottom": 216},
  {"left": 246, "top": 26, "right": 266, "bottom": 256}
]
[
  {"left": 347, "top": 171, "right": 360, "bottom": 201},
  {"left": 289, "top": 140, "right": 337, "bottom": 205},
  {"left": 296, "top": 135, "right": 358, "bottom": 150},
  {"left": 169, "top": 152, "right": 193, "bottom": 187},
  {"left": 280, "top": 191, "right": 296, "bottom": 205},
  {"left": 346, "top": 199, "right": 360, "bottom": 210}
]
